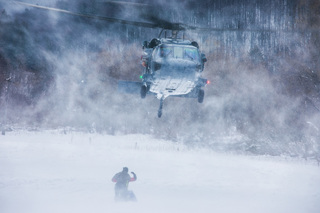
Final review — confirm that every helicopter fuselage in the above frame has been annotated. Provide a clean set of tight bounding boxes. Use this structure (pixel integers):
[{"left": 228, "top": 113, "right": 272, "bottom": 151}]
[{"left": 141, "top": 38, "right": 208, "bottom": 101}]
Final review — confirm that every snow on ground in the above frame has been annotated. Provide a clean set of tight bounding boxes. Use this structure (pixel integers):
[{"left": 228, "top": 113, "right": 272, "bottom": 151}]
[{"left": 0, "top": 130, "right": 320, "bottom": 213}]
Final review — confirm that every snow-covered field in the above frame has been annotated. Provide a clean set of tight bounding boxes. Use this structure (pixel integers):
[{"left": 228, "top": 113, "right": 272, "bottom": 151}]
[{"left": 1, "top": 130, "right": 319, "bottom": 213}]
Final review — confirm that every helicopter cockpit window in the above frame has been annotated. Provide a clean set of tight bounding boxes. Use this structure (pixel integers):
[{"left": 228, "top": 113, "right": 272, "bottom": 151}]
[
  {"left": 159, "top": 47, "right": 173, "bottom": 58},
  {"left": 174, "top": 47, "right": 184, "bottom": 58},
  {"left": 184, "top": 48, "right": 199, "bottom": 61},
  {"left": 157, "top": 45, "right": 199, "bottom": 62}
]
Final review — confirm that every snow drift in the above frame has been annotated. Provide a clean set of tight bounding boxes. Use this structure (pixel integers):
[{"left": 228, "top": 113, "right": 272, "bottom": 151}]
[{"left": 1, "top": 130, "right": 320, "bottom": 213}]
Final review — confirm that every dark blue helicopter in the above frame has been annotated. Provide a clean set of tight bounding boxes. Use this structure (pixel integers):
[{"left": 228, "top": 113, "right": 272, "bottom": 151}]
[{"left": 14, "top": 1, "right": 210, "bottom": 118}]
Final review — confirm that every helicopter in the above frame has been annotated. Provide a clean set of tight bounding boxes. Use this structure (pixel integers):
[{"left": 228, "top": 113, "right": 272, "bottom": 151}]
[
  {"left": 119, "top": 31, "right": 209, "bottom": 118},
  {"left": 13, "top": 1, "right": 211, "bottom": 117}
]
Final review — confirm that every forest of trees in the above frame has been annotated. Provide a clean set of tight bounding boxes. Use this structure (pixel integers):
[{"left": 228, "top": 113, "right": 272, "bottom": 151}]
[{"left": 0, "top": 0, "right": 319, "bottom": 157}]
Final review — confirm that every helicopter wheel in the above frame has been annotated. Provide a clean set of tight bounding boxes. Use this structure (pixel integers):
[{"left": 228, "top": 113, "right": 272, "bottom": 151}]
[
  {"left": 198, "top": 89, "right": 204, "bottom": 103},
  {"left": 158, "top": 98, "right": 164, "bottom": 118},
  {"left": 140, "top": 85, "right": 147, "bottom": 99}
]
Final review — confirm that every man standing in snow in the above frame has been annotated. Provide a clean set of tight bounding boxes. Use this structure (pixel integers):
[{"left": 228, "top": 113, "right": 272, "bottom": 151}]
[{"left": 112, "top": 167, "right": 137, "bottom": 201}]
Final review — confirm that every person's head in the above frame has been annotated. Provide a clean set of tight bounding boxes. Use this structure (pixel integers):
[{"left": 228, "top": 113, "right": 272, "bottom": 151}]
[{"left": 122, "top": 167, "right": 128, "bottom": 173}]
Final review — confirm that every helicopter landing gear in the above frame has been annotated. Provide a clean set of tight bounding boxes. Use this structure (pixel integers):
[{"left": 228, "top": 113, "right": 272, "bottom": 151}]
[
  {"left": 140, "top": 85, "right": 148, "bottom": 99},
  {"left": 198, "top": 89, "right": 204, "bottom": 103},
  {"left": 158, "top": 98, "right": 164, "bottom": 118}
]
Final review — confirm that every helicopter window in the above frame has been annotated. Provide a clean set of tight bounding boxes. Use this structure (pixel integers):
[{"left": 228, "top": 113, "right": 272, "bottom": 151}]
[
  {"left": 173, "top": 47, "right": 184, "bottom": 58},
  {"left": 184, "top": 48, "right": 199, "bottom": 61},
  {"left": 157, "top": 45, "right": 199, "bottom": 61},
  {"left": 159, "top": 47, "right": 173, "bottom": 58}
]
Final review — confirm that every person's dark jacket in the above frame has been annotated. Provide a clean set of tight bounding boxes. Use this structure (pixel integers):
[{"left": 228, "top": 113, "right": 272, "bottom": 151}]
[{"left": 112, "top": 171, "right": 137, "bottom": 189}]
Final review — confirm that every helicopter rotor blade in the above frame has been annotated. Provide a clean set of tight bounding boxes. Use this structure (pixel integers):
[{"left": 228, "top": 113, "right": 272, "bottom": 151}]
[
  {"left": 191, "top": 26, "right": 276, "bottom": 33},
  {"left": 100, "top": 1, "right": 149, "bottom": 7},
  {"left": 13, "top": 1, "right": 189, "bottom": 31},
  {"left": 139, "top": 10, "right": 273, "bottom": 33},
  {"left": 190, "top": 25, "right": 319, "bottom": 33},
  {"left": 139, "top": 13, "right": 185, "bottom": 31},
  {"left": 14, "top": 1, "right": 309, "bottom": 34},
  {"left": 13, "top": 1, "right": 158, "bottom": 29}
]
